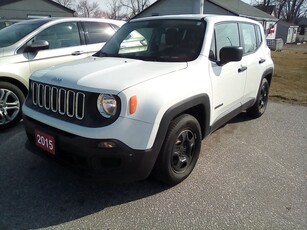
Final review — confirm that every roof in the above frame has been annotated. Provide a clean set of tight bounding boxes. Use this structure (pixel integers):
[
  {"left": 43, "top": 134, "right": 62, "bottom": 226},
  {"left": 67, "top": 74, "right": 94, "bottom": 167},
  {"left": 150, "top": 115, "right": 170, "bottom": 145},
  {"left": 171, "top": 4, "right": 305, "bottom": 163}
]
[
  {"left": 135, "top": 0, "right": 278, "bottom": 21},
  {"left": 0, "top": 0, "right": 21, "bottom": 6},
  {"left": 277, "top": 20, "right": 298, "bottom": 27},
  {"left": 254, "top": 4, "right": 276, "bottom": 15},
  {"left": 11, "top": 17, "right": 125, "bottom": 26},
  {"left": 0, "top": 0, "right": 75, "bottom": 14},
  {"left": 298, "top": 18, "right": 307, "bottom": 26},
  {"left": 208, "top": 0, "right": 277, "bottom": 21},
  {"left": 132, "top": 14, "right": 262, "bottom": 24}
]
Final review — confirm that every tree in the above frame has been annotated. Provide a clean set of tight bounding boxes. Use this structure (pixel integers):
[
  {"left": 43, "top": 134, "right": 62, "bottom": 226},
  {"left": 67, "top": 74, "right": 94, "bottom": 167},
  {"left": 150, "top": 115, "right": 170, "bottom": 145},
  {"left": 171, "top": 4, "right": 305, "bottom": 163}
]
[
  {"left": 120, "top": 0, "right": 151, "bottom": 18},
  {"left": 53, "top": 0, "right": 73, "bottom": 8},
  {"left": 106, "top": 0, "right": 128, "bottom": 20},
  {"left": 252, "top": 0, "right": 307, "bottom": 23},
  {"left": 282, "top": 0, "right": 306, "bottom": 23},
  {"left": 75, "top": 0, "right": 107, "bottom": 18}
]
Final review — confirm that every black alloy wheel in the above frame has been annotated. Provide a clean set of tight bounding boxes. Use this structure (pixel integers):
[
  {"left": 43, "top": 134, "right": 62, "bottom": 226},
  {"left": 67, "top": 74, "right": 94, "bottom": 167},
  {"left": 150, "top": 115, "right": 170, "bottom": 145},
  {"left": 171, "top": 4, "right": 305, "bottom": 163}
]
[
  {"left": 247, "top": 78, "right": 269, "bottom": 118},
  {"left": 152, "top": 114, "right": 201, "bottom": 185}
]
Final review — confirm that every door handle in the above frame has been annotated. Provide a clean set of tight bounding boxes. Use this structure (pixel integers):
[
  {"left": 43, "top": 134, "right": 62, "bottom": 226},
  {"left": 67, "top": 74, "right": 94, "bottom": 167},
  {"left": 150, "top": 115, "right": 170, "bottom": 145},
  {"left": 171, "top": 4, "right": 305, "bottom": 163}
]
[
  {"left": 72, "top": 51, "right": 84, "bottom": 56},
  {"left": 259, "top": 58, "right": 266, "bottom": 64},
  {"left": 238, "top": 66, "right": 247, "bottom": 73}
]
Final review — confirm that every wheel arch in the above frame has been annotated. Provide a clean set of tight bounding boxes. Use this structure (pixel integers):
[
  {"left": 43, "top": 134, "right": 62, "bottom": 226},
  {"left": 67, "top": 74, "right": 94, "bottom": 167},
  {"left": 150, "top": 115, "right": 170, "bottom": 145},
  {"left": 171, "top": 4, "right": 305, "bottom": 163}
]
[
  {"left": 0, "top": 76, "right": 28, "bottom": 96},
  {"left": 262, "top": 67, "right": 274, "bottom": 87},
  {"left": 151, "top": 94, "right": 211, "bottom": 155}
]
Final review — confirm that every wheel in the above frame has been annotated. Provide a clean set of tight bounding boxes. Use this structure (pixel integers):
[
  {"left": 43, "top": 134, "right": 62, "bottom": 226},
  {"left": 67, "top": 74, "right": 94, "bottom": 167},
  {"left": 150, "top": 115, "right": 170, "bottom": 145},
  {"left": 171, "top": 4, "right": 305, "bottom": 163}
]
[
  {"left": 0, "top": 82, "right": 25, "bottom": 130},
  {"left": 152, "top": 114, "right": 202, "bottom": 185},
  {"left": 247, "top": 78, "right": 269, "bottom": 118}
]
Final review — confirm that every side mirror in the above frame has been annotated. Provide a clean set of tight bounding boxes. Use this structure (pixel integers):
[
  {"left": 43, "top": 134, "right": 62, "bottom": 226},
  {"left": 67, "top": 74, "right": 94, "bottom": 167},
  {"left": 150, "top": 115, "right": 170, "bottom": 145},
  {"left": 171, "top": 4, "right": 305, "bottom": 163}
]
[
  {"left": 218, "top": 46, "right": 243, "bottom": 66},
  {"left": 28, "top": 40, "right": 49, "bottom": 51}
]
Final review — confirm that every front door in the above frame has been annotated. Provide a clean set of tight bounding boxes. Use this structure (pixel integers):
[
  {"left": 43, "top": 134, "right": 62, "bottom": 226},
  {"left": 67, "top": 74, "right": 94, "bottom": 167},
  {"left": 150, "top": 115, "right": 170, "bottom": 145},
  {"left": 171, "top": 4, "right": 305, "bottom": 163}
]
[
  {"left": 26, "top": 21, "right": 87, "bottom": 74},
  {"left": 209, "top": 22, "right": 246, "bottom": 124}
]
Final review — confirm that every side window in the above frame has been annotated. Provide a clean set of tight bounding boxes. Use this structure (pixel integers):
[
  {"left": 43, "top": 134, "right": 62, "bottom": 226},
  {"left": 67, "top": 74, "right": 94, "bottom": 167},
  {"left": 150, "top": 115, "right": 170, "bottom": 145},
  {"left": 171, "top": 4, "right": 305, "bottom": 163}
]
[
  {"left": 241, "top": 23, "right": 257, "bottom": 54},
  {"left": 34, "top": 22, "right": 81, "bottom": 49},
  {"left": 212, "top": 22, "right": 240, "bottom": 61},
  {"left": 84, "top": 22, "right": 116, "bottom": 44},
  {"left": 255, "top": 25, "right": 263, "bottom": 48}
]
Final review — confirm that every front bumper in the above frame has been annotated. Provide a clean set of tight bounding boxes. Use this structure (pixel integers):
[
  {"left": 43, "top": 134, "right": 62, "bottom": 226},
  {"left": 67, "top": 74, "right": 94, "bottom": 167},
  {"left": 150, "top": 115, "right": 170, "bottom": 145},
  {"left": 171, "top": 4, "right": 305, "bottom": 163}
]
[{"left": 23, "top": 115, "right": 158, "bottom": 182}]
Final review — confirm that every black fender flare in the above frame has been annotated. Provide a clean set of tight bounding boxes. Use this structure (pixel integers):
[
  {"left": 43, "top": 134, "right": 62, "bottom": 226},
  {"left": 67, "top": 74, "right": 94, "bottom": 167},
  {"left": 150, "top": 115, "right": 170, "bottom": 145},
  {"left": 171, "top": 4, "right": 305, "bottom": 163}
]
[
  {"left": 150, "top": 93, "right": 211, "bottom": 156},
  {"left": 262, "top": 67, "right": 274, "bottom": 86}
]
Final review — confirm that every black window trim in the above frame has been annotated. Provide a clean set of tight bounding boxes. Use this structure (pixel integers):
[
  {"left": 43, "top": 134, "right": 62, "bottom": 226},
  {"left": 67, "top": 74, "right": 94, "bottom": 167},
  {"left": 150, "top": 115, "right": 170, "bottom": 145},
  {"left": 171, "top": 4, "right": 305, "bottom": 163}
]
[{"left": 77, "top": 21, "right": 86, "bottom": 45}]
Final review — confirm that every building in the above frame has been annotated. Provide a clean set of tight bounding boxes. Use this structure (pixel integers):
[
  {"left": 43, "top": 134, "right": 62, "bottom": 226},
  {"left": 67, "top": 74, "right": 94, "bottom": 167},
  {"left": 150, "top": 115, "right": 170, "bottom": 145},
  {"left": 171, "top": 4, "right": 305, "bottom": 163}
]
[
  {"left": 135, "top": 0, "right": 278, "bottom": 38},
  {"left": 135, "top": 0, "right": 284, "bottom": 49},
  {"left": 0, "top": 0, "right": 75, "bottom": 20},
  {"left": 297, "top": 18, "right": 307, "bottom": 42},
  {"left": 254, "top": 4, "right": 276, "bottom": 17},
  {"left": 275, "top": 20, "right": 299, "bottom": 44}
]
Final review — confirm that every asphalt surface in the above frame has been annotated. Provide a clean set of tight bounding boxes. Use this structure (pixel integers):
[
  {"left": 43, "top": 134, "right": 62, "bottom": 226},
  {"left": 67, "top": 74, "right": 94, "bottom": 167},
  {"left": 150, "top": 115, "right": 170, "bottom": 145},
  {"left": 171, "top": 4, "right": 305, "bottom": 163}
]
[{"left": 0, "top": 102, "right": 306, "bottom": 230}]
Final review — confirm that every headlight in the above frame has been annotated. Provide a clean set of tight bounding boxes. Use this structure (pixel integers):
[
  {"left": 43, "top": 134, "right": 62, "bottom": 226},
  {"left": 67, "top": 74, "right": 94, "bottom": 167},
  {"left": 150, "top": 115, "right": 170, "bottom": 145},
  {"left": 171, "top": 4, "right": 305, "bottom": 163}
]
[{"left": 97, "top": 94, "right": 117, "bottom": 118}]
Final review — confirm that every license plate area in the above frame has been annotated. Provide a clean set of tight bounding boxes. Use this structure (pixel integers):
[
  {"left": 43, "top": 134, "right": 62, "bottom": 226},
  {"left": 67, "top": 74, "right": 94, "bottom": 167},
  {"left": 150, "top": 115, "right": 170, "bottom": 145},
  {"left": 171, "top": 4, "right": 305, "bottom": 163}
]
[{"left": 35, "top": 129, "right": 55, "bottom": 155}]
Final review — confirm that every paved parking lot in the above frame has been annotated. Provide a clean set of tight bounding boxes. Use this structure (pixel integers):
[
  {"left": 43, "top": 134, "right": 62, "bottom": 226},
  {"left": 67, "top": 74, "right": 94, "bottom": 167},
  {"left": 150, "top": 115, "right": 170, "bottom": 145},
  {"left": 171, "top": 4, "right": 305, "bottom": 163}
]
[{"left": 0, "top": 102, "right": 306, "bottom": 229}]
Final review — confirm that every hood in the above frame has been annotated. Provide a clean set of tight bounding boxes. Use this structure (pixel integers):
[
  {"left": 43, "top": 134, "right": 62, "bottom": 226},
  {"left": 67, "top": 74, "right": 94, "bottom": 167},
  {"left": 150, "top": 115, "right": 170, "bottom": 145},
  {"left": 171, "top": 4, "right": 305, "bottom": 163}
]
[{"left": 31, "top": 57, "right": 188, "bottom": 94}]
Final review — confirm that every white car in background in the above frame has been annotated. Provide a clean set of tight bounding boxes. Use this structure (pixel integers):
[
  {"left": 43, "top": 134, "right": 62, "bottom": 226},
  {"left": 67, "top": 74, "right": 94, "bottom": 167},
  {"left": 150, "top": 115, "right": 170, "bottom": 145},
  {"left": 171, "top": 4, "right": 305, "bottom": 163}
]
[{"left": 0, "top": 17, "right": 124, "bottom": 129}]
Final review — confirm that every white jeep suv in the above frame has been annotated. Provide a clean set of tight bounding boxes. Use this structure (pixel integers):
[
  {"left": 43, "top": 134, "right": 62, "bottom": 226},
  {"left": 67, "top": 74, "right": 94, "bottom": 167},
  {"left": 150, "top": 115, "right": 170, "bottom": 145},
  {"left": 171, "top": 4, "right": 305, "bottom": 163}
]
[
  {"left": 0, "top": 17, "right": 124, "bottom": 129},
  {"left": 23, "top": 15, "right": 274, "bottom": 185}
]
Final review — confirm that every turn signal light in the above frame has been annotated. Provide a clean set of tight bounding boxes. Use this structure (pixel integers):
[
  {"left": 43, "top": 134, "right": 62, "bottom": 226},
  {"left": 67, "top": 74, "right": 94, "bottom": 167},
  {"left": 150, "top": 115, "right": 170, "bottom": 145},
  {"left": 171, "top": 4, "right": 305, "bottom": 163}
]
[{"left": 129, "top": 96, "right": 137, "bottom": 114}]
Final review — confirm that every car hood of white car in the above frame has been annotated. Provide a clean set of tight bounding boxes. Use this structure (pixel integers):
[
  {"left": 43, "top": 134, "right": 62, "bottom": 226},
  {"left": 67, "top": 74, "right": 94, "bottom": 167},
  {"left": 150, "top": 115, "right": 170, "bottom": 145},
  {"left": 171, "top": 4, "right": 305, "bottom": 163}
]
[{"left": 31, "top": 56, "right": 188, "bottom": 94}]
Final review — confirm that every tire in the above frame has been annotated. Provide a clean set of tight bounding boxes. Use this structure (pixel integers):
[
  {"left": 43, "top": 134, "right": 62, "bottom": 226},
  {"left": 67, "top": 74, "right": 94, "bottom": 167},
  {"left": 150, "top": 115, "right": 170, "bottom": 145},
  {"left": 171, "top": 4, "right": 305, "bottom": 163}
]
[
  {"left": 0, "top": 82, "right": 25, "bottom": 130},
  {"left": 247, "top": 78, "right": 269, "bottom": 118},
  {"left": 152, "top": 114, "right": 202, "bottom": 185}
]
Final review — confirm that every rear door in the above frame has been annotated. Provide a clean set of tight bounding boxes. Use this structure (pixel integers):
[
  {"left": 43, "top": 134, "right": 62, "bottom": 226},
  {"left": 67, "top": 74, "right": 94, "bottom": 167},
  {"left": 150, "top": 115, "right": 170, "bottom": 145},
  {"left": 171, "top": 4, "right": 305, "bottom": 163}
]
[
  {"left": 209, "top": 22, "right": 247, "bottom": 123},
  {"left": 240, "top": 23, "right": 268, "bottom": 101},
  {"left": 26, "top": 21, "right": 88, "bottom": 74}
]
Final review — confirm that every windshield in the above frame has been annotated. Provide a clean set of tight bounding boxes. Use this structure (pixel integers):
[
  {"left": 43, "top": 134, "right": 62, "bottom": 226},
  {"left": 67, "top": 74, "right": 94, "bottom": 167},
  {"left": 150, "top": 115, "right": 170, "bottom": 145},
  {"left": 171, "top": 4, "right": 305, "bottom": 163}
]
[
  {"left": 94, "top": 19, "right": 206, "bottom": 62},
  {"left": 0, "top": 20, "right": 47, "bottom": 48}
]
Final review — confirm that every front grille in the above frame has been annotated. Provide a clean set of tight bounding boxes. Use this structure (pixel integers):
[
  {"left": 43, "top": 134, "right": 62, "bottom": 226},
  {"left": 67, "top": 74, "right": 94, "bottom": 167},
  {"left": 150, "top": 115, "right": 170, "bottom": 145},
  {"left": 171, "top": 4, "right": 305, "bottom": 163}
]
[{"left": 31, "top": 82, "right": 85, "bottom": 120}]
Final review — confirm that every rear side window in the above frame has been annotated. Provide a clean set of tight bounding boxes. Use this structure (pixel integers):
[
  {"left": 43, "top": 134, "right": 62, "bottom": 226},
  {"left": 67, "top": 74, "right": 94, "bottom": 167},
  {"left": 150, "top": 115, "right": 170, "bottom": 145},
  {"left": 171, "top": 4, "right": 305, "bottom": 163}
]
[
  {"left": 255, "top": 25, "right": 263, "bottom": 47},
  {"left": 241, "top": 23, "right": 257, "bottom": 54},
  {"left": 84, "top": 22, "right": 116, "bottom": 44},
  {"left": 210, "top": 22, "right": 240, "bottom": 61}
]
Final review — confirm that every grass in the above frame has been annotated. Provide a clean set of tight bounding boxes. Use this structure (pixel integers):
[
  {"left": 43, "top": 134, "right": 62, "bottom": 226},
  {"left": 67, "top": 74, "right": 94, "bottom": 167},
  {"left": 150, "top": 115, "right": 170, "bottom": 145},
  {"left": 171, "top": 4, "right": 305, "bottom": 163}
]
[{"left": 270, "top": 43, "right": 307, "bottom": 106}]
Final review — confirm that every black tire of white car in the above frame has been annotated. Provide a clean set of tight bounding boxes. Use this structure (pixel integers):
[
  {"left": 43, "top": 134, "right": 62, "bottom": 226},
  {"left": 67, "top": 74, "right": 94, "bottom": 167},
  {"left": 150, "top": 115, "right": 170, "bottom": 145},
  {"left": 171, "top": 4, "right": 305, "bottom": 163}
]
[
  {"left": 247, "top": 78, "right": 269, "bottom": 118},
  {"left": 152, "top": 114, "right": 201, "bottom": 185},
  {"left": 0, "top": 82, "right": 25, "bottom": 130}
]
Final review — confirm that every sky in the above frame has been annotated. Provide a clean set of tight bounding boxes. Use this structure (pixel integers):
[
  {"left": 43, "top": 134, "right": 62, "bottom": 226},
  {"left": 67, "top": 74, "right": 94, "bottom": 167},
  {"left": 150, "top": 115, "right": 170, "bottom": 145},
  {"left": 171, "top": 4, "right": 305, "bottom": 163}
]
[{"left": 241, "top": 0, "right": 253, "bottom": 4}]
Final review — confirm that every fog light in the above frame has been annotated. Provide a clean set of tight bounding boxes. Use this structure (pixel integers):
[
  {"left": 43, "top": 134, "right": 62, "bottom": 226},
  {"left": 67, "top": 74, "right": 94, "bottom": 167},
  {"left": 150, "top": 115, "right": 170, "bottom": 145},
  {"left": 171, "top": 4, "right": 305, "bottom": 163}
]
[{"left": 98, "top": 141, "right": 116, "bottom": 149}]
